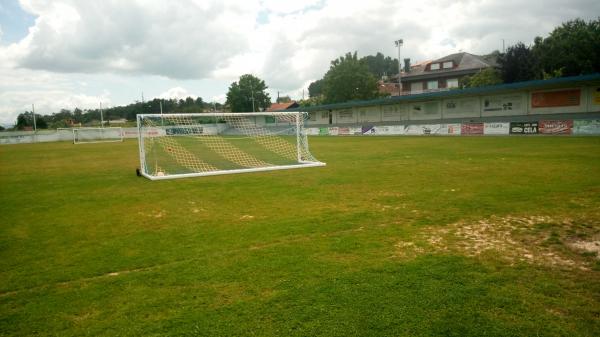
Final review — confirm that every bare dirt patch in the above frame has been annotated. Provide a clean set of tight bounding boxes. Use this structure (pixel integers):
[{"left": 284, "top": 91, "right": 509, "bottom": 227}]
[{"left": 394, "top": 215, "right": 599, "bottom": 270}]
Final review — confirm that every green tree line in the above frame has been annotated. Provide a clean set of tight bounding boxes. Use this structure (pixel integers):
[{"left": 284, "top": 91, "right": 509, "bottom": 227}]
[{"left": 11, "top": 97, "right": 224, "bottom": 130}]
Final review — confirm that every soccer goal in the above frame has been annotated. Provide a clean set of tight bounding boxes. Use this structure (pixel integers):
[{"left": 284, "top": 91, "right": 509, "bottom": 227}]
[
  {"left": 73, "top": 127, "right": 124, "bottom": 144},
  {"left": 136, "top": 112, "right": 325, "bottom": 180}
]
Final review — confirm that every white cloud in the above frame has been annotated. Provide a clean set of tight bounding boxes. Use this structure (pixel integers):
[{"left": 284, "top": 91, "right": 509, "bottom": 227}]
[{"left": 158, "top": 87, "right": 197, "bottom": 100}]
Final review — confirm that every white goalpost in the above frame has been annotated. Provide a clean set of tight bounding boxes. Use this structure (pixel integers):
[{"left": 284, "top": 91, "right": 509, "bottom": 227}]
[
  {"left": 72, "top": 127, "right": 124, "bottom": 144},
  {"left": 136, "top": 112, "right": 325, "bottom": 180}
]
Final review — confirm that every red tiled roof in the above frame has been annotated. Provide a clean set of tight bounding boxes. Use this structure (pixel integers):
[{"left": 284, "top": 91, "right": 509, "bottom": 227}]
[{"left": 266, "top": 102, "right": 298, "bottom": 111}]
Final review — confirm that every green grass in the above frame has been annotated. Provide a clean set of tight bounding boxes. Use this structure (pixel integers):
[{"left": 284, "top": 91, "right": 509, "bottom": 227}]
[{"left": 1, "top": 136, "right": 599, "bottom": 336}]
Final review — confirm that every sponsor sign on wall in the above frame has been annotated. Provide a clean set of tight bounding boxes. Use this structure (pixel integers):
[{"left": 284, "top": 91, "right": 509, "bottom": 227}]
[
  {"left": 461, "top": 123, "right": 484, "bottom": 135},
  {"left": 531, "top": 89, "right": 581, "bottom": 108},
  {"left": 484, "top": 122, "right": 510, "bottom": 135},
  {"left": 328, "top": 127, "right": 339, "bottom": 136},
  {"left": 539, "top": 120, "right": 573, "bottom": 135},
  {"left": 445, "top": 123, "right": 462, "bottom": 135},
  {"left": 338, "top": 127, "right": 350, "bottom": 135},
  {"left": 510, "top": 122, "right": 539, "bottom": 134},
  {"left": 406, "top": 124, "right": 439, "bottom": 135},
  {"left": 305, "top": 128, "right": 320, "bottom": 135},
  {"left": 367, "top": 125, "right": 406, "bottom": 135},
  {"left": 318, "top": 127, "right": 329, "bottom": 135},
  {"left": 336, "top": 127, "right": 361, "bottom": 135},
  {"left": 573, "top": 120, "right": 600, "bottom": 135}
]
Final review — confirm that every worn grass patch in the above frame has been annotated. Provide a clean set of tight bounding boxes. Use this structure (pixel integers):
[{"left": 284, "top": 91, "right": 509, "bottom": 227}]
[{"left": 1, "top": 136, "right": 599, "bottom": 336}]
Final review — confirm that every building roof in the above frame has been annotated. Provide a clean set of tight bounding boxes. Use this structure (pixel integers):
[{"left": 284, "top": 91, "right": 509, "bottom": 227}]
[
  {"left": 403, "top": 52, "right": 496, "bottom": 81},
  {"left": 266, "top": 101, "right": 299, "bottom": 111},
  {"left": 280, "top": 73, "right": 600, "bottom": 112}
]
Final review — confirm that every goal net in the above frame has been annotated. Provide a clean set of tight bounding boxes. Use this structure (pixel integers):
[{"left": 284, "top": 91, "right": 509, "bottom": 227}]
[
  {"left": 73, "top": 127, "right": 124, "bottom": 144},
  {"left": 136, "top": 112, "right": 325, "bottom": 180}
]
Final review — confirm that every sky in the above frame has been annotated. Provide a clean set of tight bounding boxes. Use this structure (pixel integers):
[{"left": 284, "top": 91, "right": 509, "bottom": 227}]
[{"left": 0, "top": 0, "right": 599, "bottom": 126}]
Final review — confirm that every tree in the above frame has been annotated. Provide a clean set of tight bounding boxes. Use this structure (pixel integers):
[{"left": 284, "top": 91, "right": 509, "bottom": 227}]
[
  {"left": 0, "top": 125, "right": 5, "bottom": 131},
  {"left": 533, "top": 18, "right": 600, "bottom": 77},
  {"left": 462, "top": 68, "right": 503, "bottom": 88},
  {"left": 16, "top": 112, "right": 47, "bottom": 130},
  {"left": 308, "top": 79, "right": 324, "bottom": 98},
  {"left": 322, "top": 52, "right": 379, "bottom": 104},
  {"left": 497, "top": 42, "right": 540, "bottom": 83},
  {"left": 277, "top": 96, "right": 292, "bottom": 103},
  {"left": 361, "top": 52, "right": 398, "bottom": 78},
  {"left": 226, "top": 74, "right": 271, "bottom": 112}
]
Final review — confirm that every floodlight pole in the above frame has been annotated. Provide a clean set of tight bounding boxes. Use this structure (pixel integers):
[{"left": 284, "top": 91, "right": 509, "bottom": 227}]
[
  {"left": 395, "top": 39, "right": 403, "bottom": 95},
  {"left": 250, "top": 82, "right": 256, "bottom": 112}
]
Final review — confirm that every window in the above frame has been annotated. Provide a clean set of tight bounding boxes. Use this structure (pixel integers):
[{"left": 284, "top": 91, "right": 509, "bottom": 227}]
[
  {"left": 411, "top": 82, "right": 423, "bottom": 92},
  {"left": 443, "top": 61, "right": 453, "bottom": 69},
  {"left": 427, "top": 80, "right": 438, "bottom": 90},
  {"left": 430, "top": 63, "right": 440, "bottom": 70},
  {"left": 447, "top": 78, "right": 459, "bottom": 88}
]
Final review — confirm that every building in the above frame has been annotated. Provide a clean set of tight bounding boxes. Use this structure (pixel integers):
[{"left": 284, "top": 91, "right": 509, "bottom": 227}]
[
  {"left": 398, "top": 52, "right": 497, "bottom": 94},
  {"left": 276, "top": 73, "right": 600, "bottom": 128},
  {"left": 266, "top": 101, "right": 299, "bottom": 112}
]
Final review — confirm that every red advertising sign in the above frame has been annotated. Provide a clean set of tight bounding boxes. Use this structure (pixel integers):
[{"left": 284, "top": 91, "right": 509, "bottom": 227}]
[
  {"left": 338, "top": 127, "right": 350, "bottom": 135},
  {"left": 531, "top": 89, "right": 581, "bottom": 108},
  {"left": 461, "top": 123, "right": 484, "bottom": 135},
  {"left": 539, "top": 120, "right": 573, "bottom": 134}
]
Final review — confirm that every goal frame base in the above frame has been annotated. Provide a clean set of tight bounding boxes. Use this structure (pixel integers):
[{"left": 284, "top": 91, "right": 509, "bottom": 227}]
[{"left": 141, "top": 161, "right": 326, "bottom": 180}]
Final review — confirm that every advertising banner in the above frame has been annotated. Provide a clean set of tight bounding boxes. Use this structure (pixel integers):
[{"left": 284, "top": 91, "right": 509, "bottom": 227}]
[
  {"left": 349, "top": 127, "right": 362, "bottom": 135},
  {"left": 531, "top": 89, "right": 581, "bottom": 108},
  {"left": 338, "top": 127, "right": 350, "bottom": 135},
  {"left": 362, "top": 125, "right": 375, "bottom": 135},
  {"left": 405, "top": 124, "right": 442, "bottom": 135},
  {"left": 509, "top": 122, "right": 539, "bottom": 134},
  {"left": 445, "top": 123, "right": 462, "bottom": 135},
  {"left": 539, "top": 120, "right": 573, "bottom": 135},
  {"left": 461, "top": 123, "right": 484, "bottom": 135},
  {"left": 484, "top": 122, "right": 510, "bottom": 135},
  {"left": 368, "top": 125, "right": 406, "bottom": 135},
  {"left": 328, "top": 127, "right": 339, "bottom": 136},
  {"left": 573, "top": 120, "right": 600, "bottom": 135},
  {"left": 305, "top": 128, "right": 319, "bottom": 135},
  {"left": 318, "top": 127, "right": 329, "bottom": 135}
]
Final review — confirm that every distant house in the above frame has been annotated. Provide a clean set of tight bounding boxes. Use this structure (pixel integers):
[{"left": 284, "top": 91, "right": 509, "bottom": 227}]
[
  {"left": 266, "top": 101, "right": 300, "bottom": 111},
  {"left": 394, "top": 52, "right": 497, "bottom": 95}
]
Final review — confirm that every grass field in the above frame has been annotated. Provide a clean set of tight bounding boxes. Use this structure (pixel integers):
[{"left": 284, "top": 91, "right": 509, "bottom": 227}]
[{"left": 1, "top": 136, "right": 599, "bottom": 336}]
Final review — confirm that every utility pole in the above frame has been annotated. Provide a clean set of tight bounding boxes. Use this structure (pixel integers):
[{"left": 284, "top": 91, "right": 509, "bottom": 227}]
[
  {"left": 395, "top": 39, "right": 403, "bottom": 96},
  {"left": 100, "top": 102, "right": 104, "bottom": 128},
  {"left": 31, "top": 104, "right": 37, "bottom": 132}
]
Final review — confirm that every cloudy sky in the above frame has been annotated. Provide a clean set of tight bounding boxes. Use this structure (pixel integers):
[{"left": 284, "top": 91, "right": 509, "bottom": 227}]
[{"left": 0, "top": 0, "right": 598, "bottom": 125}]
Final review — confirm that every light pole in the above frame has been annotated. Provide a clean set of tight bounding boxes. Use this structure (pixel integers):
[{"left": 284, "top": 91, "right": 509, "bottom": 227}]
[
  {"left": 394, "top": 39, "right": 403, "bottom": 95},
  {"left": 249, "top": 82, "right": 256, "bottom": 112}
]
